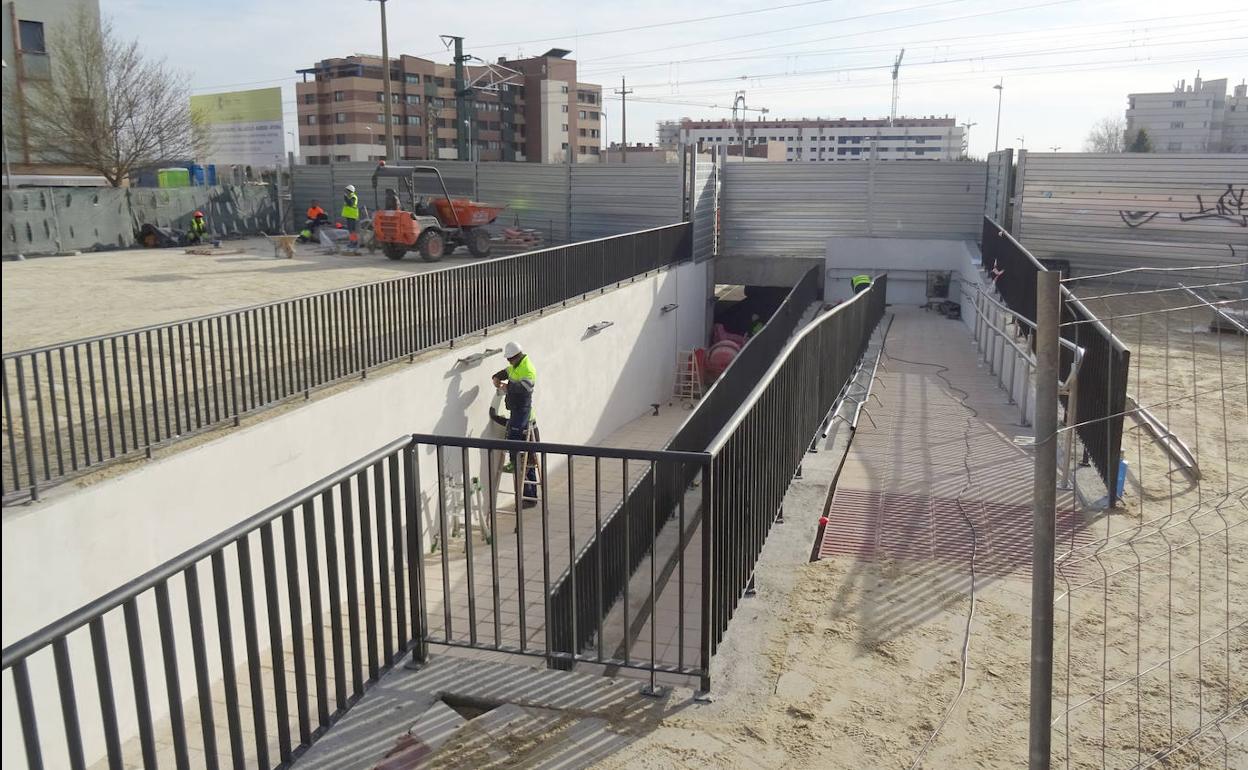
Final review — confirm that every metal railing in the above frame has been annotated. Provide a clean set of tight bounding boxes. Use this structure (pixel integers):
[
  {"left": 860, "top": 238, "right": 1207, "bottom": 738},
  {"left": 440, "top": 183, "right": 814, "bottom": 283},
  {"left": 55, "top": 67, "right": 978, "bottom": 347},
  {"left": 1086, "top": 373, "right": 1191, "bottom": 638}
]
[
  {"left": 546, "top": 265, "right": 823, "bottom": 679},
  {"left": 703, "top": 276, "right": 887, "bottom": 655},
  {"left": 979, "top": 216, "right": 1131, "bottom": 506},
  {"left": 1, "top": 223, "right": 691, "bottom": 504},
  {"left": 2, "top": 437, "right": 419, "bottom": 770}
]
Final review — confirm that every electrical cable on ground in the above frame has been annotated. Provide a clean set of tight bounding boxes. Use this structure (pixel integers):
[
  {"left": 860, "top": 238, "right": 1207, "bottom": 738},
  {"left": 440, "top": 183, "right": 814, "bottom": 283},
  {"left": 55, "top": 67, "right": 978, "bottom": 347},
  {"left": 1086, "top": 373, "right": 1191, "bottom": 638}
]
[{"left": 881, "top": 351, "right": 980, "bottom": 769}]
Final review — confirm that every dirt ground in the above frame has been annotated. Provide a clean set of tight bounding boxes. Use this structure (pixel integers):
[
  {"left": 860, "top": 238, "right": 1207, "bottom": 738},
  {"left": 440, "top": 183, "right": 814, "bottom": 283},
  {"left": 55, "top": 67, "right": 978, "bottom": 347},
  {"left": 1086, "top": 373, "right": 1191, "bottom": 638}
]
[{"left": 1, "top": 236, "right": 497, "bottom": 352}]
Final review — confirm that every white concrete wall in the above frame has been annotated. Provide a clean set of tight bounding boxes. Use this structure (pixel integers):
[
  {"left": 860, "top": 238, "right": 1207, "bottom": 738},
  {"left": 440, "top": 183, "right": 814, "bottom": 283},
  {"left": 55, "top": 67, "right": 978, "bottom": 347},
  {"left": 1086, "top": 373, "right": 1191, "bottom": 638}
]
[
  {"left": 1, "top": 258, "right": 708, "bottom": 768},
  {"left": 824, "top": 237, "right": 981, "bottom": 307}
]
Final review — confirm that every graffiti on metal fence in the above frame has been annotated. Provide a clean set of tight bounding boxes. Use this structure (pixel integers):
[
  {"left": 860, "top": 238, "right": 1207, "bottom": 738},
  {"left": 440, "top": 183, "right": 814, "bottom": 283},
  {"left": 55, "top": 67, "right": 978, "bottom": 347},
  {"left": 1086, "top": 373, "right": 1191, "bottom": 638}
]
[{"left": 1118, "top": 184, "right": 1247, "bottom": 229}]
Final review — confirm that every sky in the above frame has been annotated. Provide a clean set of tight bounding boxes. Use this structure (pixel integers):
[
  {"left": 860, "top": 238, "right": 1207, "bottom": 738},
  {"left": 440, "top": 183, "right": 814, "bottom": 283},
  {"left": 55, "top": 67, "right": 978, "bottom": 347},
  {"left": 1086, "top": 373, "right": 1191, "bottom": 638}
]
[{"left": 106, "top": 0, "right": 1248, "bottom": 159}]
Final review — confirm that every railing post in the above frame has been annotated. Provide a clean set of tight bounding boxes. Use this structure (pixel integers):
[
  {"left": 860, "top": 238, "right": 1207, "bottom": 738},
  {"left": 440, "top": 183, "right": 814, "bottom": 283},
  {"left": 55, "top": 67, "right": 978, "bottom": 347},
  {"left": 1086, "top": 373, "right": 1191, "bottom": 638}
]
[
  {"left": 696, "top": 461, "right": 713, "bottom": 700},
  {"left": 404, "top": 441, "right": 429, "bottom": 666},
  {"left": 1029, "top": 270, "right": 1060, "bottom": 770}
]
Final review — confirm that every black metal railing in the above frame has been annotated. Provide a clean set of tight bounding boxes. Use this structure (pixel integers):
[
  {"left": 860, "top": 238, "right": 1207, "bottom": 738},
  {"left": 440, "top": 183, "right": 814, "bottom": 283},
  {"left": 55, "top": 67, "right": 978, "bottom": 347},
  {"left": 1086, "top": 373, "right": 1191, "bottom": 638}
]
[
  {"left": 546, "top": 265, "right": 823, "bottom": 673},
  {"left": 405, "top": 434, "right": 710, "bottom": 688},
  {"left": 2, "top": 437, "right": 420, "bottom": 770},
  {"left": 1060, "top": 292, "right": 1131, "bottom": 506},
  {"left": 980, "top": 216, "right": 1131, "bottom": 505},
  {"left": 704, "top": 276, "right": 887, "bottom": 654},
  {"left": 1, "top": 223, "right": 691, "bottom": 505}
]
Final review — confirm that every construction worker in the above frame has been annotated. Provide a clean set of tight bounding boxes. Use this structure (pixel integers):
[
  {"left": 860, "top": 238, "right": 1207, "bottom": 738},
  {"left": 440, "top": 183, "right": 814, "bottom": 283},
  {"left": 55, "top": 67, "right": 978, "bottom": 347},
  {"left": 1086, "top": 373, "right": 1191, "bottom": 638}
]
[
  {"left": 300, "top": 200, "right": 330, "bottom": 242},
  {"left": 341, "top": 185, "right": 360, "bottom": 251},
  {"left": 187, "top": 211, "right": 207, "bottom": 244},
  {"left": 493, "top": 342, "right": 539, "bottom": 507},
  {"left": 851, "top": 274, "right": 873, "bottom": 295},
  {"left": 749, "top": 313, "right": 765, "bottom": 336}
]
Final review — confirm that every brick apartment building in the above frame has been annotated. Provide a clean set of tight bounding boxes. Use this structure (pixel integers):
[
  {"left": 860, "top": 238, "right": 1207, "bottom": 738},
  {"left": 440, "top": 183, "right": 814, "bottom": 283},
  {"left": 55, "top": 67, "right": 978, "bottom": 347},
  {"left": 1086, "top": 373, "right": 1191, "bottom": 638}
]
[
  {"left": 295, "top": 48, "right": 602, "bottom": 165},
  {"left": 675, "top": 116, "right": 965, "bottom": 161}
]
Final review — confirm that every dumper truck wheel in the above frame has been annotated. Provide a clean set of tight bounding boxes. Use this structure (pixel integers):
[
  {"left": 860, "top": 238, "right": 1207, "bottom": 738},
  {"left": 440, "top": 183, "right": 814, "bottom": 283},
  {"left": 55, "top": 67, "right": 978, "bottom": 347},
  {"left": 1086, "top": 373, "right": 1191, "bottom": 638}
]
[
  {"left": 466, "top": 227, "right": 492, "bottom": 258},
  {"left": 383, "top": 242, "right": 407, "bottom": 260},
  {"left": 416, "top": 229, "right": 446, "bottom": 262}
]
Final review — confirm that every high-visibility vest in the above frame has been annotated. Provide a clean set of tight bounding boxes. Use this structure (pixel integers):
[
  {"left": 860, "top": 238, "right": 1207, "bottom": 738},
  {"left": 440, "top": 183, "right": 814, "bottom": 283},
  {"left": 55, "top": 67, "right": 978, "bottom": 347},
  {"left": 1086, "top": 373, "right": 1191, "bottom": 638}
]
[
  {"left": 851, "top": 274, "right": 872, "bottom": 290},
  {"left": 189, "top": 218, "right": 206, "bottom": 235},
  {"left": 506, "top": 355, "right": 537, "bottom": 420},
  {"left": 341, "top": 192, "right": 359, "bottom": 220}
]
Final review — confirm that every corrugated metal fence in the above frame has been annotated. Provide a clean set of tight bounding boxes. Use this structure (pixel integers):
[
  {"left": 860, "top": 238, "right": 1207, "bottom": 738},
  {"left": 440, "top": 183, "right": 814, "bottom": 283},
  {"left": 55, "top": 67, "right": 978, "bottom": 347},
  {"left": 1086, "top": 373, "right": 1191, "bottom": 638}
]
[
  {"left": 985, "top": 149, "right": 1013, "bottom": 224},
  {"left": 3, "top": 185, "right": 279, "bottom": 257},
  {"left": 1013, "top": 153, "right": 1248, "bottom": 281},
  {"left": 720, "top": 160, "right": 986, "bottom": 257},
  {"left": 291, "top": 161, "right": 684, "bottom": 246},
  {"left": 691, "top": 152, "right": 719, "bottom": 262}
]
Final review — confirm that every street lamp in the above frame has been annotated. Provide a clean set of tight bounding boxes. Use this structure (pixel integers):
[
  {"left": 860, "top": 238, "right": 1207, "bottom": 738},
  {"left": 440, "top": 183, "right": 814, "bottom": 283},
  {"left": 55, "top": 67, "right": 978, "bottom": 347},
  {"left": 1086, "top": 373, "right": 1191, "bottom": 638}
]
[
  {"left": 367, "top": 0, "right": 396, "bottom": 163},
  {"left": 1048, "top": 145, "right": 1061, "bottom": 152},
  {"left": 961, "top": 121, "right": 977, "bottom": 158},
  {"left": 992, "top": 80, "right": 1004, "bottom": 152},
  {"left": 1016, "top": 135, "right": 1026, "bottom": 150}
]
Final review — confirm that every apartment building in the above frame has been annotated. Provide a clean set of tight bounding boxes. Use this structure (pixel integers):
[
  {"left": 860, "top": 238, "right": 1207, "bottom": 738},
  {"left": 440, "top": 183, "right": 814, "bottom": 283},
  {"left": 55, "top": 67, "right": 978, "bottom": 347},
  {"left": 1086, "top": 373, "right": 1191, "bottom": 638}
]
[
  {"left": 1126, "top": 74, "right": 1248, "bottom": 152},
  {"left": 674, "top": 116, "right": 964, "bottom": 161},
  {"left": 295, "top": 49, "right": 602, "bottom": 165}
]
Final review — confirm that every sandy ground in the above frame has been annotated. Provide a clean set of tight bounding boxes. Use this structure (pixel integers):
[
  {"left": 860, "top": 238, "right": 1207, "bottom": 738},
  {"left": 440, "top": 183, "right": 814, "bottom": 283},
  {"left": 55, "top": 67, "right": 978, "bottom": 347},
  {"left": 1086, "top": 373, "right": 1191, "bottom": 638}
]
[{"left": 1, "top": 236, "right": 513, "bottom": 352}]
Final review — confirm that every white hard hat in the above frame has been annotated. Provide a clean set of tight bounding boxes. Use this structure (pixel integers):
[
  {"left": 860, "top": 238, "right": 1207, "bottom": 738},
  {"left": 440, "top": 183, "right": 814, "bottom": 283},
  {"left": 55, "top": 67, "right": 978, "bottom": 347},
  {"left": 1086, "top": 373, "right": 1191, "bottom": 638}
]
[
  {"left": 345, "top": 184, "right": 356, "bottom": 192},
  {"left": 503, "top": 341, "right": 522, "bottom": 358}
]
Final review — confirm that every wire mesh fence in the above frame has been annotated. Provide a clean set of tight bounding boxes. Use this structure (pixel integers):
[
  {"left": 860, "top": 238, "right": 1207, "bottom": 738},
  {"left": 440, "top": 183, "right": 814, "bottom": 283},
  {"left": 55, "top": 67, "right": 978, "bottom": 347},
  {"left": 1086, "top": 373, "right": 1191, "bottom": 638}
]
[{"left": 1048, "top": 263, "right": 1247, "bottom": 769}]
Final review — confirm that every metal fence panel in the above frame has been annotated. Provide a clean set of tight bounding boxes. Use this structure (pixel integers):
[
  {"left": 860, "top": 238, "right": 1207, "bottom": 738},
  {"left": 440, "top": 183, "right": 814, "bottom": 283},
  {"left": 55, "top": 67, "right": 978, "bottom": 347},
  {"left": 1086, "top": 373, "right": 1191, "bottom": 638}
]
[
  {"left": 721, "top": 161, "right": 985, "bottom": 257},
  {"left": 569, "top": 164, "right": 684, "bottom": 241},
  {"left": 477, "top": 163, "right": 570, "bottom": 243},
  {"left": 2, "top": 185, "right": 278, "bottom": 257},
  {"left": 1015, "top": 153, "right": 1248, "bottom": 281},
  {"left": 985, "top": 149, "right": 1013, "bottom": 223},
  {"left": 691, "top": 153, "right": 717, "bottom": 262}
]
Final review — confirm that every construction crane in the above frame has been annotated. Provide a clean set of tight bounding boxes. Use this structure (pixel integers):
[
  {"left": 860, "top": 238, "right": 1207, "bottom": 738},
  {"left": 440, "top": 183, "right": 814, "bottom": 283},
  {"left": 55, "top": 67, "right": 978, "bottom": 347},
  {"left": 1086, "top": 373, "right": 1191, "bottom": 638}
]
[
  {"left": 732, "top": 91, "right": 769, "bottom": 160},
  {"left": 890, "top": 48, "right": 905, "bottom": 126}
]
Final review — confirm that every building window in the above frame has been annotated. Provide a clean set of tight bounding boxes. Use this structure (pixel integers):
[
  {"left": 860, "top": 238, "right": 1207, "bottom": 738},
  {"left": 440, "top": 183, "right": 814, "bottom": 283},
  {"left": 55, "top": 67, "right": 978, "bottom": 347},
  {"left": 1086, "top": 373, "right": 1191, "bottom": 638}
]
[
  {"left": 18, "top": 20, "right": 46, "bottom": 52},
  {"left": 304, "top": 94, "right": 316, "bottom": 104},
  {"left": 334, "top": 91, "right": 344, "bottom": 102},
  {"left": 561, "top": 105, "right": 568, "bottom": 113},
  {"left": 561, "top": 142, "right": 569, "bottom": 150},
  {"left": 591, "top": 112, "right": 599, "bottom": 120},
  {"left": 434, "top": 77, "right": 445, "bottom": 87},
  {"left": 304, "top": 136, "right": 317, "bottom": 146},
  {"left": 335, "top": 113, "right": 347, "bottom": 123},
  {"left": 405, "top": 74, "right": 419, "bottom": 84},
  {"left": 306, "top": 115, "right": 318, "bottom": 125},
  {"left": 376, "top": 92, "right": 384, "bottom": 102},
  {"left": 1170, "top": 121, "right": 1184, "bottom": 129},
  {"left": 335, "top": 155, "right": 350, "bottom": 162},
  {"left": 406, "top": 94, "right": 420, "bottom": 104},
  {"left": 579, "top": 110, "right": 587, "bottom": 119},
  {"left": 1167, "top": 142, "right": 1182, "bottom": 151},
  {"left": 561, "top": 85, "right": 569, "bottom": 93},
  {"left": 375, "top": 135, "right": 386, "bottom": 144},
  {"left": 406, "top": 115, "right": 420, "bottom": 125},
  {"left": 579, "top": 146, "right": 587, "bottom": 154},
  {"left": 377, "top": 114, "right": 385, "bottom": 123},
  {"left": 1172, "top": 100, "right": 1186, "bottom": 108},
  {"left": 561, "top": 124, "right": 568, "bottom": 132},
  {"left": 336, "top": 134, "right": 346, "bottom": 145}
]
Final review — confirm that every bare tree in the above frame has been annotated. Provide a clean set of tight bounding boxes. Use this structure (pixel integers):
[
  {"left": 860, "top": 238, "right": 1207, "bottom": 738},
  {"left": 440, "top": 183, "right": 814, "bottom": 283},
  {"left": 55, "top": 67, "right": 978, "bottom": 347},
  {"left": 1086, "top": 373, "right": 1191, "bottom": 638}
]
[
  {"left": 1084, "top": 116, "right": 1126, "bottom": 153},
  {"left": 18, "top": 9, "right": 209, "bottom": 186}
]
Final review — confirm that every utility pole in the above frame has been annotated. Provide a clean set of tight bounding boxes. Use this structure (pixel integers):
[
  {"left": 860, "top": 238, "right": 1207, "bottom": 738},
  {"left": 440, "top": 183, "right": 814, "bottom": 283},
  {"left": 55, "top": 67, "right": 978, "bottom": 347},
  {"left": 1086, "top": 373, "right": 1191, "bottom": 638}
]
[
  {"left": 615, "top": 77, "right": 633, "bottom": 163},
  {"left": 370, "top": 0, "right": 396, "bottom": 163},
  {"left": 993, "top": 79, "right": 1004, "bottom": 152},
  {"left": 960, "top": 122, "right": 976, "bottom": 159},
  {"left": 442, "top": 35, "right": 471, "bottom": 162}
]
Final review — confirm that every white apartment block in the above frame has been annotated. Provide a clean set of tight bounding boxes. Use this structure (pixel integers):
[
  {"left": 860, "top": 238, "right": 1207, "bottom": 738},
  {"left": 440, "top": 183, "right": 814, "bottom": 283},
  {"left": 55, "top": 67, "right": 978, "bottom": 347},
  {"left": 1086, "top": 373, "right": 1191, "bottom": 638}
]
[
  {"left": 675, "top": 117, "right": 965, "bottom": 161},
  {"left": 1126, "top": 74, "right": 1248, "bottom": 153}
]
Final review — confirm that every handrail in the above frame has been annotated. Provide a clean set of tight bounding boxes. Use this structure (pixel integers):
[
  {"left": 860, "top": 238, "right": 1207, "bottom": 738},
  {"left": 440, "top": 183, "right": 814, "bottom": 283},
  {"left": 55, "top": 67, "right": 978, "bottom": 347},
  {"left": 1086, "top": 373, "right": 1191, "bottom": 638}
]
[
  {"left": 409, "top": 433, "right": 711, "bottom": 465},
  {"left": 705, "top": 277, "right": 881, "bottom": 456},
  {"left": 1, "top": 435, "right": 412, "bottom": 668}
]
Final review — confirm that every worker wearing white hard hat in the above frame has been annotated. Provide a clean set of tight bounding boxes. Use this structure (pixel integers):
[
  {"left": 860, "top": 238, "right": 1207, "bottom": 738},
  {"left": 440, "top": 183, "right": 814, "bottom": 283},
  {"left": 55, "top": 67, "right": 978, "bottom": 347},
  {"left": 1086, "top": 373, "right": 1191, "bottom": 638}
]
[
  {"left": 341, "top": 185, "right": 360, "bottom": 252},
  {"left": 491, "top": 342, "right": 539, "bottom": 506}
]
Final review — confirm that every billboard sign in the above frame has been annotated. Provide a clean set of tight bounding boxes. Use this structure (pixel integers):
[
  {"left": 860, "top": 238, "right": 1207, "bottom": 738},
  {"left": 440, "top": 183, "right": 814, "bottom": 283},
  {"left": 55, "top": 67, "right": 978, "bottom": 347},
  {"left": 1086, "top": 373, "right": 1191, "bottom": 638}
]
[{"left": 190, "top": 87, "right": 285, "bottom": 166}]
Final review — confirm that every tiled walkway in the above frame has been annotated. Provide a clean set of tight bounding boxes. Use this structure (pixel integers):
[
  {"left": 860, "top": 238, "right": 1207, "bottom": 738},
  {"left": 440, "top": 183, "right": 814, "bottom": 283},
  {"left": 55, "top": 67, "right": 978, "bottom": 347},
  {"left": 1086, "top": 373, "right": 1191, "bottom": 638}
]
[{"left": 818, "top": 307, "right": 1083, "bottom": 573}]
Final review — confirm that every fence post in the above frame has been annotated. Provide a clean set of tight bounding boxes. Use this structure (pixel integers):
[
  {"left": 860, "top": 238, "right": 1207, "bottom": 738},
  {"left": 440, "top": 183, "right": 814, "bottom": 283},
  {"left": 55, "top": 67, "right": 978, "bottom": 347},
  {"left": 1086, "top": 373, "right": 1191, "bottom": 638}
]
[
  {"left": 1029, "top": 269, "right": 1059, "bottom": 770},
  {"left": 696, "top": 462, "right": 713, "bottom": 700}
]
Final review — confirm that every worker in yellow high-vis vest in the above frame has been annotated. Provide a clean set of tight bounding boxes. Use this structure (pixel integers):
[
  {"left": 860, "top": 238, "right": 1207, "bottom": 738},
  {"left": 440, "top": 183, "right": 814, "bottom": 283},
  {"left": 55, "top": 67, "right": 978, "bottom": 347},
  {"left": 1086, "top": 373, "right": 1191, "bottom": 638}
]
[
  {"left": 341, "top": 185, "right": 360, "bottom": 252},
  {"left": 492, "top": 342, "right": 539, "bottom": 507}
]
